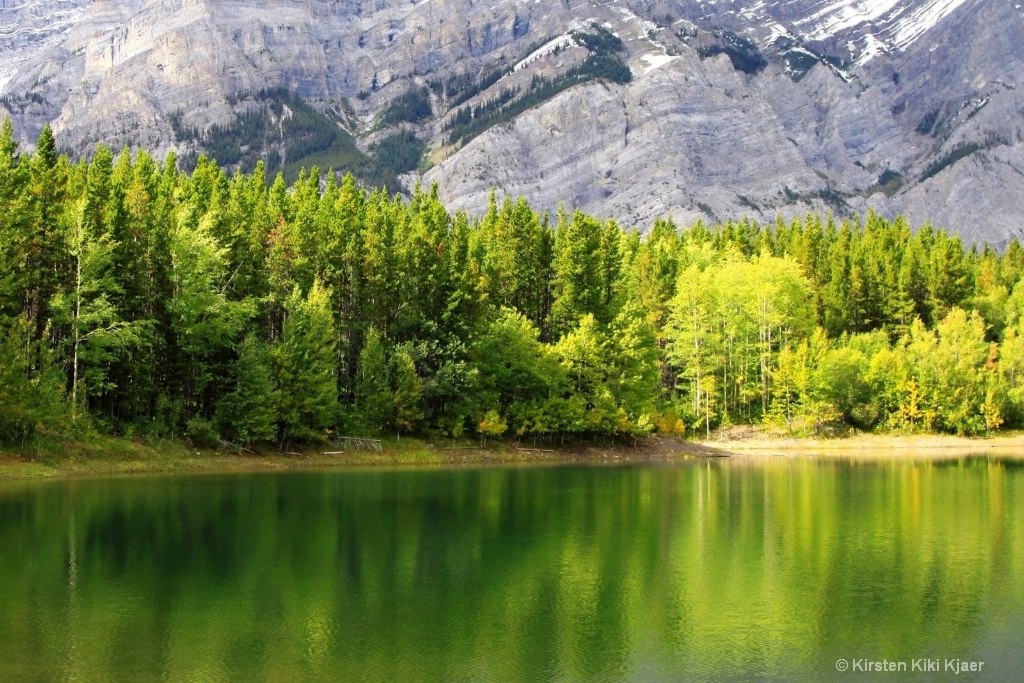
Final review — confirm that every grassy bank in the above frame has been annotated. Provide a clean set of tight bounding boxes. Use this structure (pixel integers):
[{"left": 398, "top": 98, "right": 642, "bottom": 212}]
[
  {"left": 0, "top": 434, "right": 724, "bottom": 480},
  {"left": 6, "top": 428, "right": 1023, "bottom": 481}
]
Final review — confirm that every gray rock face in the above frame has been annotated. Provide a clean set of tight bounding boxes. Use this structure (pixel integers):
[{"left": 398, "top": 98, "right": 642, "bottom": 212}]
[
  {"left": 2, "top": 0, "right": 1023, "bottom": 242},
  {"left": 426, "top": 57, "right": 827, "bottom": 227},
  {"left": 425, "top": 0, "right": 1024, "bottom": 241},
  {"left": 2, "top": 0, "right": 570, "bottom": 150}
]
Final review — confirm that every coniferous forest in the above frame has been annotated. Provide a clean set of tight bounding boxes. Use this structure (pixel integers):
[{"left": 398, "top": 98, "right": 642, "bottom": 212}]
[{"left": 4, "top": 121, "right": 1024, "bottom": 449}]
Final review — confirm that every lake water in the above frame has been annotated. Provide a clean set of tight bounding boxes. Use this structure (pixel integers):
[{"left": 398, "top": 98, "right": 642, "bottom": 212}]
[{"left": 1, "top": 456, "right": 1022, "bottom": 681}]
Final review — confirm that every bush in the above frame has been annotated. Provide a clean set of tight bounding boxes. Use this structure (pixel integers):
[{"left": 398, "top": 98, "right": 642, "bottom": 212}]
[{"left": 185, "top": 416, "right": 220, "bottom": 448}]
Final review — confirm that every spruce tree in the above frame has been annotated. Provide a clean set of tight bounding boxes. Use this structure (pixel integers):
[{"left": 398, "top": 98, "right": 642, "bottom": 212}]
[
  {"left": 277, "top": 280, "right": 338, "bottom": 443},
  {"left": 549, "top": 209, "right": 604, "bottom": 338},
  {"left": 391, "top": 344, "right": 423, "bottom": 435},
  {"left": 23, "top": 125, "right": 68, "bottom": 340},
  {"left": 355, "top": 327, "right": 392, "bottom": 433},
  {"left": 216, "top": 335, "right": 278, "bottom": 446},
  {"left": 0, "top": 118, "right": 27, "bottom": 322}
]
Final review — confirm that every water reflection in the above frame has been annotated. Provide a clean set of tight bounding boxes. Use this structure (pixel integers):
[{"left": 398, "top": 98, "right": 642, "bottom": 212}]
[{"left": 0, "top": 457, "right": 1021, "bottom": 681}]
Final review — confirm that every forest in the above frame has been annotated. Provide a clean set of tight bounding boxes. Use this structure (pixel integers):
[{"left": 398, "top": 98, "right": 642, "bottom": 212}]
[{"left": 3, "top": 120, "right": 1024, "bottom": 450}]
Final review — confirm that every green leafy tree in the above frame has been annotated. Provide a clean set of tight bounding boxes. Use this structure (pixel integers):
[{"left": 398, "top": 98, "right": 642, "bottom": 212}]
[
  {"left": 477, "top": 409, "right": 508, "bottom": 445},
  {"left": 923, "top": 308, "right": 991, "bottom": 434},
  {"left": 814, "top": 345, "right": 873, "bottom": 428},
  {"left": 50, "top": 199, "right": 144, "bottom": 419},
  {"left": 471, "top": 307, "right": 565, "bottom": 436},
  {"left": 554, "top": 314, "right": 617, "bottom": 434},
  {"left": 668, "top": 263, "right": 720, "bottom": 428}
]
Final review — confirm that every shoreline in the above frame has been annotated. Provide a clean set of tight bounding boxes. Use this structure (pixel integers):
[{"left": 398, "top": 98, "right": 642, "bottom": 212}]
[
  {"left": 3, "top": 431, "right": 1024, "bottom": 481},
  {"left": 0, "top": 436, "right": 726, "bottom": 481}
]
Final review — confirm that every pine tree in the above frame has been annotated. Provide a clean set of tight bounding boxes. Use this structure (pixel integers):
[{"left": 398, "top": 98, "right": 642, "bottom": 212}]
[
  {"left": 83, "top": 145, "right": 114, "bottom": 238},
  {"left": 1, "top": 122, "right": 1023, "bottom": 444},
  {"left": 0, "top": 316, "right": 66, "bottom": 445},
  {"left": 22, "top": 125, "right": 69, "bottom": 340},
  {"left": 169, "top": 210, "right": 254, "bottom": 419},
  {"left": 0, "top": 118, "right": 27, "bottom": 322},
  {"left": 391, "top": 344, "right": 423, "bottom": 434},
  {"left": 361, "top": 189, "right": 400, "bottom": 339},
  {"left": 549, "top": 209, "right": 605, "bottom": 338},
  {"left": 216, "top": 335, "right": 278, "bottom": 446},
  {"left": 478, "top": 193, "right": 544, "bottom": 324},
  {"left": 276, "top": 280, "right": 338, "bottom": 443},
  {"left": 355, "top": 327, "right": 392, "bottom": 433}
]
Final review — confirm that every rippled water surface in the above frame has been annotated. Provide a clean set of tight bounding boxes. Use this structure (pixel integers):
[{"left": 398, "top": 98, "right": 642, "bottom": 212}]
[{"left": 2, "top": 456, "right": 1023, "bottom": 681}]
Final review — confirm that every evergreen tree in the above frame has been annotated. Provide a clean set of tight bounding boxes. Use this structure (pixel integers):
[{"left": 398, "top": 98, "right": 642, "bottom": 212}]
[
  {"left": 391, "top": 344, "right": 423, "bottom": 434},
  {"left": 21, "top": 125, "right": 68, "bottom": 341},
  {"left": 549, "top": 209, "right": 606, "bottom": 338},
  {"left": 355, "top": 327, "right": 392, "bottom": 433},
  {"left": 216, "top": 335, "right": 278, "bottom": 446},
  {"left": 277, "top": 280, "right": 338, "bottom": 443},
  {"left": 477, "top": 193, "right": 546, "bottom": 326},
  {"left": 169, "top": 210, "right": 253, "bottom": 420},
  {"left": 0, "top": 316, "right": 66, "bottom": 444},
  {"left": 0, "top": 118, "right": 27, "bottom": 323}
]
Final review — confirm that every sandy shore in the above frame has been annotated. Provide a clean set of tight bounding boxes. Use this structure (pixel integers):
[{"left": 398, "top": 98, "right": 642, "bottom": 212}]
[{"left": 702, "top": 431, "right": 1024, "bottom": 457}]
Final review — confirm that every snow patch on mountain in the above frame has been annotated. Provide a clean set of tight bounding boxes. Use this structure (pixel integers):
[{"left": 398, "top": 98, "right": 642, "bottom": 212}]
[
  {"left": 640, "top": 53, "right": 677, "bottom": 74},
  {"left": 853, "top": 33, "right": 889, "bottom": 62},
  {"left": 791, "top": 0, "right": 976, "bottom": 57},
  {"left": 513, "top": 34, "right": 576, "bottom": 72},
  {"left": 796, "top": 0, "right": 902, "bottom": 42},
  {"left": 884, "top": 0, "right": 974, "bottom": 49}
]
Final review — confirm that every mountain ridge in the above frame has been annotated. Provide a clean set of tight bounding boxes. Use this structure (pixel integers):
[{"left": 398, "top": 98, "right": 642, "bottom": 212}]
[{"left": 2, "top": 0, "right": 1022, "bottom": 242}]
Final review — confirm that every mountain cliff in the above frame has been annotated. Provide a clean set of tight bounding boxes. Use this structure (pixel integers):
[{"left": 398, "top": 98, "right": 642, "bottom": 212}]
[{"left": 2, "top": 0, "right": 1022, "bottom": 242}]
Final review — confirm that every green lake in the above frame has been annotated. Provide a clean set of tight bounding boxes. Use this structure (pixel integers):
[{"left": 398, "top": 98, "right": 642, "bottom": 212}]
[{"left": 1, "top": 456, "right": 1022, "bottom": 681}]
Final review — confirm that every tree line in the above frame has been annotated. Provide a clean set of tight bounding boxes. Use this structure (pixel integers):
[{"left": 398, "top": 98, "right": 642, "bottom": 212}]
[{"left": 3, "top": 121, "right": 1024, "bottom": 449}]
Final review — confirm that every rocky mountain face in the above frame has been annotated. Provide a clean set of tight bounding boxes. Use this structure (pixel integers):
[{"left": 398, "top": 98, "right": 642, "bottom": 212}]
[{"left": 2, "top": 0, "right": 1022, "bottom": 243}]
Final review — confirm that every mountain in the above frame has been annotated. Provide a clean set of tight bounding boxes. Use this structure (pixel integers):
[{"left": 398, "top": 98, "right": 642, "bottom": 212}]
[{"left": 2, "top": 0, "right": 1023, "bottom": 243}]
